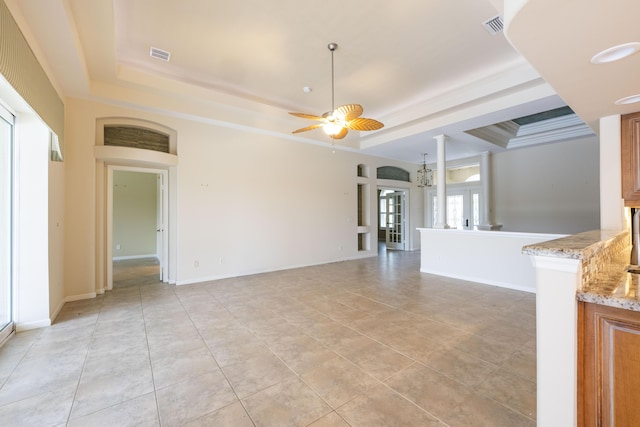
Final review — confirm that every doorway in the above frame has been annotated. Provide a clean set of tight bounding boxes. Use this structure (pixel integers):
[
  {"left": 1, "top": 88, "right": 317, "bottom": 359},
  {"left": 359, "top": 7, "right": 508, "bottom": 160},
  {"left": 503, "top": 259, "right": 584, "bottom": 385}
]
[
  {"left": 428, "top": 188, "right": 480, "bottom": 230},
  {"left": 378, "top": 188, "right": 407, "bottom": 251},
  {"left": 107, "top": 166, "right": 168, "bottom": 290}
]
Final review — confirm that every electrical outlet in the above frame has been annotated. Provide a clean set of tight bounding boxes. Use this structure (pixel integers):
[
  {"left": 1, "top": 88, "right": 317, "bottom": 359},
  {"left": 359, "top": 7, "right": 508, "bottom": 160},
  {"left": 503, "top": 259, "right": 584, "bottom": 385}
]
[
  {"left": 116, "top": 244, "right": 121, "bottom": 250},
  {"left": 194, "top": 260, "right": 199, "bottom": 268}
]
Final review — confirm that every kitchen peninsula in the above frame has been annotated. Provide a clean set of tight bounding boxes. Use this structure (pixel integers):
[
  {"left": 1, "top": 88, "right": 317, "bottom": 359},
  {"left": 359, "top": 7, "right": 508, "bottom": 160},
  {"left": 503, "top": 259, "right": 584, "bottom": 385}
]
[{"left": 523, "top": 228, "right": 633, "bottom": 426}]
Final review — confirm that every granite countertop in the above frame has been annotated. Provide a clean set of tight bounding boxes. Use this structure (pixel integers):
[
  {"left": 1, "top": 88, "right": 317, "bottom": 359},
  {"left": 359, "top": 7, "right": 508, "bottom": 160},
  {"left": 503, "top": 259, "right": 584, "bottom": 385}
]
[
  {"left": 521, "top": 229, "right": 625, "bottom": 259},
  {"left": 523, "top": 229, "right": 640, "bottom": 311},
  {"left": 577, "top": 268, "right": 640, "bottom": 311}
]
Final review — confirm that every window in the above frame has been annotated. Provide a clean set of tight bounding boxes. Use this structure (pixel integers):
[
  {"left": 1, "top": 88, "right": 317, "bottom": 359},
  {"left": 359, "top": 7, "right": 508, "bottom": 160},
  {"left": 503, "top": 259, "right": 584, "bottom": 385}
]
[
  {"left": 427, "top": 161, "right": 482, "bottom": 229},
  {"left": 0, "top": 103, "right": 14, "bottom": 344},
  {"left": 431, "top": 164, "right": 480, "bottom": 185}
]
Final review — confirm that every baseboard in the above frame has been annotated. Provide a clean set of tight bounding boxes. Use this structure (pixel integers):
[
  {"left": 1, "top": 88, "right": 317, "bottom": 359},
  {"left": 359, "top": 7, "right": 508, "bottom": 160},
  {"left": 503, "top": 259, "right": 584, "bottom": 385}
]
[
  {"left": 65, "top": 292, "right": 97, "bottom": 302},
  {"left": 420, "top": 267, "right": 536, "bottom": 294},
  {"left": 113, "top": 254, "right": 158, "bottom": 261},
  {"left": 50, "top": 298, "right": 66, "bottom": 324},
  {"left": 175, "top": 253, "right": 377, "bottom": 286},
  {"left": 16, "top": 318, "right": 51, "bottom": 332}
]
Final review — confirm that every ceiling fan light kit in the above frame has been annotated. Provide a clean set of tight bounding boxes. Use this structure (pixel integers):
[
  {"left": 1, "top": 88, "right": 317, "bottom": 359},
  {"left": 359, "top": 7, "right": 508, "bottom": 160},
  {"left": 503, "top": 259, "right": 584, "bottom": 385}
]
[{"left": 289, "top": 43, "right": 384, "bottom": 140}]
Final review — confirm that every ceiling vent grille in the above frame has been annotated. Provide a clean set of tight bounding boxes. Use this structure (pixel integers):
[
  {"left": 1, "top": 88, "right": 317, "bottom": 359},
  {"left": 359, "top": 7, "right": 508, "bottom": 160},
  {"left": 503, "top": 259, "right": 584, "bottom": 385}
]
[
  {"left": 482, "top": 15, "right": 504, "bottom": 35},
  {"left": 150, "top": 47, "right": 171, "bottom": 61}
]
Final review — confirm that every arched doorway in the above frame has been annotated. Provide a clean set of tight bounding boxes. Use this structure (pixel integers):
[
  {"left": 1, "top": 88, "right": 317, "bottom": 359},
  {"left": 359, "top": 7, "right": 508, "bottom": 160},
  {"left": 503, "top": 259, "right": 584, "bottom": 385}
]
[{"left": 94, "top": 118, "right": 178, "bottom": 292}]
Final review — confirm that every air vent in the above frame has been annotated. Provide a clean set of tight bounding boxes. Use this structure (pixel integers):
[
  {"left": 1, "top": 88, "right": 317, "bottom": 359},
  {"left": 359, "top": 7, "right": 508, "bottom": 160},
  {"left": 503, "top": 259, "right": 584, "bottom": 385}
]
[
  {"left": 149, "top": 47, "right": 171, "bottom": 61},
  {"left": 482, "top": 15, "right": 504, "bottom": 35}
]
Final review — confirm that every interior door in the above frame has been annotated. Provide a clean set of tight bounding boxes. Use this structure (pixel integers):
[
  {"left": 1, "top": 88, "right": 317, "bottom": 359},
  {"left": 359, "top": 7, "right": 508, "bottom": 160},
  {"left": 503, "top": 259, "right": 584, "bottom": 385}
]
[
  {"left": 156, "top": 172, "right": 168, "bottom": 281},
  {"left": 386, "top": 191, "right": 406, "bottom": 250}
]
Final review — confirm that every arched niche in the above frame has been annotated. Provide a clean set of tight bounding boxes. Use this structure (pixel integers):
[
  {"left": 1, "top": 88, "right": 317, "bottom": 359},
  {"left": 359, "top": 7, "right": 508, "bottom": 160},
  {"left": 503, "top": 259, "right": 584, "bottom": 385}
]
[{"left": 377, "top": 166, "right": 410, "bottom": 182}]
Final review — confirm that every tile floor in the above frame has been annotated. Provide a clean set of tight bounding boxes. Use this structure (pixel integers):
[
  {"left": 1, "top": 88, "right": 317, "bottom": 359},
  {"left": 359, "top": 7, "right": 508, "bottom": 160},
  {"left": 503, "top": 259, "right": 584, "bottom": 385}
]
[{"left": 0, "top": 248, "right": 536, "bottom": 426}]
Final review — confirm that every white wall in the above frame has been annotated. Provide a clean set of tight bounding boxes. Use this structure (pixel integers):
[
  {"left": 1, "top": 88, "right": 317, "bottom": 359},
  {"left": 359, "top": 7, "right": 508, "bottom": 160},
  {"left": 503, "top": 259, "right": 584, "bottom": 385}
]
[
  {"left": 63, "top": 97, "right": 422, "bottom": 297},
  {"left": 48, "top": 147, "right": 64, "bottom": 319},
  {"left": 0, "top": 68, "right": 64, "bottom": 329},
  {"left": 15, "top": 114, "right": 51, "bottom": 330},
  {"left": 112, "top": 171, "right": 157, "bottom": 258},
  {"left": 599, "top": 115, "right": 625, "bottom": 230},
  {"left": 419, "top": 228, "right": 565, "bottom": 293},
  {"left": 492, "top": 136, "right": 600, "bottom": 233}
]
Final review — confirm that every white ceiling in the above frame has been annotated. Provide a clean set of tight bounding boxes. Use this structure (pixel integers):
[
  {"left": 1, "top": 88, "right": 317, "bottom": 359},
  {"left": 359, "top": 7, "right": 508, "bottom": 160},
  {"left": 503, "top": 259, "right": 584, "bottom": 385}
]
[{"left": 5, "top": 0, "right": 639, "bottom": 165}]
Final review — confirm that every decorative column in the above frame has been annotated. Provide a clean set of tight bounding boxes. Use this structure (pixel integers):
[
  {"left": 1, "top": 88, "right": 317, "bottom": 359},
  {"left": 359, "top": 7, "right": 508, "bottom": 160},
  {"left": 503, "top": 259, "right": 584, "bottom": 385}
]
[
  {"left": 477, "top": 151, "right": 501, "bottom": 230},
  {"left": 433, "top": 134, "right": 449, "bottom": 229}
]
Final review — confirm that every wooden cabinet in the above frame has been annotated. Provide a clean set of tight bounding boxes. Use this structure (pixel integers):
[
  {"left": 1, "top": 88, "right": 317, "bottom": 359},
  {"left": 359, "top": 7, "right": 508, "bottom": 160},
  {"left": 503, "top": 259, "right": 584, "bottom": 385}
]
[
  {"left": 621, "top": 112, "right": 640, "bottom": 205},
  {"left": 579, "top": 302, "right": 640, "bottom": 426}
]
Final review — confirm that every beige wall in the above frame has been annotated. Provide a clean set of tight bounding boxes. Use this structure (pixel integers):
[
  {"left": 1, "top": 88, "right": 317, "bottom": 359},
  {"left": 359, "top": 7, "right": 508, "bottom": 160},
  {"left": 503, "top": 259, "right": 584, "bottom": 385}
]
[{"left": 63, "top": 97, "right": 422, "bottom": 297}]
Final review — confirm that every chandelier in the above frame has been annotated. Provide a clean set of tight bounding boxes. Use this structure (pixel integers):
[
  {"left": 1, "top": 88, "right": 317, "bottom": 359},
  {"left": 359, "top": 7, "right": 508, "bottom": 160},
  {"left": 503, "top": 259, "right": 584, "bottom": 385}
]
[{"left": 417, "top": 153, "right": 433, "bottom": 187}]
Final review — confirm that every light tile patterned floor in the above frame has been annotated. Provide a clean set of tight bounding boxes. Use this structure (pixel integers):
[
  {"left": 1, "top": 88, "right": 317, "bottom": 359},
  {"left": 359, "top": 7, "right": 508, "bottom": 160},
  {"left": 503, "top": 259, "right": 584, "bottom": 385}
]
[{"left": 0, "top": 249, "right": 536, "bottom": 426}]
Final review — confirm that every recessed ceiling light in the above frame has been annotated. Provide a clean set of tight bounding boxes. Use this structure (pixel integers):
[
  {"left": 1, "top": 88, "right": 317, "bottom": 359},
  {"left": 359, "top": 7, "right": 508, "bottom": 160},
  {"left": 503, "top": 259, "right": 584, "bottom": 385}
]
[
  {"left": 615, "top": 94, "right": 640, "bottom": 105},
  {"left": 591, "top": 42, "right": 640, "bottom": 64}
]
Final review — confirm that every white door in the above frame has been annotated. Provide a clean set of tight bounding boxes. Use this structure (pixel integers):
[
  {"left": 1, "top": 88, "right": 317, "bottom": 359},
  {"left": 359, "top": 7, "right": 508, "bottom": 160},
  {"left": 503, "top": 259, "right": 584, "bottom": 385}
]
[
  {"left": 156, "top": 172, "right": 168, "bottom": 281},
  {"left": 386, "top": 191, "right": 406, "bottom": 250},
  {"left": 431, "top": 190, "right": 480, "bottom": 230}
]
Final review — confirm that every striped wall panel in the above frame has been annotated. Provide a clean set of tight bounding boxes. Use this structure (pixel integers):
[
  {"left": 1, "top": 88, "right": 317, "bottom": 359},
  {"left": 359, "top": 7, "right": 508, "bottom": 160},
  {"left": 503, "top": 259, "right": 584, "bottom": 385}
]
[{"left": 0, "top": 0, "right": 64, "bottom": 153}]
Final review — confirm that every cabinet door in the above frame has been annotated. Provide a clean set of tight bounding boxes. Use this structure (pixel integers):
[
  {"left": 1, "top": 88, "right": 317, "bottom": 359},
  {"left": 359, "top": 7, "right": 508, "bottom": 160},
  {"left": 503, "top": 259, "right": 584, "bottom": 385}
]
[
  {"left": 581, "top": 303, "right": 640, "bottom": 426},
  {"left": 621, "top": 112, "right": 640, "bottom": 205}
]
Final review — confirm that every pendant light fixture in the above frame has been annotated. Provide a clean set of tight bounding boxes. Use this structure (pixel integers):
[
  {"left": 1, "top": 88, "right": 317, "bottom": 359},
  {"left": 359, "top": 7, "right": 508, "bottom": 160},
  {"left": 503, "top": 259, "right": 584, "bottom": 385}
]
[{"left": 417, "top": 153, "right": 433, "bottom": 187}]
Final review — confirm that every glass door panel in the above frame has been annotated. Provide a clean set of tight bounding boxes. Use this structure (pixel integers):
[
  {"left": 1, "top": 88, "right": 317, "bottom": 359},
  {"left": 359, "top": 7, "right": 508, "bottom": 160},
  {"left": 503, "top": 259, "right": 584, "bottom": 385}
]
[
  {"left": 447, "top": 194, "right": 464, "bottom": 230},
  {"left": 386, "top": 191, "right": 406, "bottom": 250},
  {"left": 432, "top": 190, "right": 476, "bottom": 229}
]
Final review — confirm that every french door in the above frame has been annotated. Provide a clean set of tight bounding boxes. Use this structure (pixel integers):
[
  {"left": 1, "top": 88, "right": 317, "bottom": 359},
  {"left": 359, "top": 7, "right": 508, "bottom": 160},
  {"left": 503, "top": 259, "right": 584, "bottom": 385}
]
[
  {"left": 431, "top": 189, "right": 479, "bottom": 230},
  {"left": 0, "top": 104, "right": 14, "bottom": 344},
  {"left": 386, "top": 191, "right": 406, "bottom": 250}
]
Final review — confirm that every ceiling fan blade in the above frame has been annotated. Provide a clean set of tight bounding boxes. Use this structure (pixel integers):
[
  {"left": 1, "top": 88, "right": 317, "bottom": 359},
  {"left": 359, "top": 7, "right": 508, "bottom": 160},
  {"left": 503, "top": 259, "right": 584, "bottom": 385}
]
[
  {"left": 345, "top": 117, "right": 384, "bottom": 131},
  {"left": 292, "top": 123, "right": 324, "bottom": 134},
  {"left": 289, "top": 112, "right": 325, "bottom": 121},
  {"left": 335, "top": 104, "right": 363, "bottom": 120},
  {"left": 330, "top": 127, "right": 349, "bottom": 139}
]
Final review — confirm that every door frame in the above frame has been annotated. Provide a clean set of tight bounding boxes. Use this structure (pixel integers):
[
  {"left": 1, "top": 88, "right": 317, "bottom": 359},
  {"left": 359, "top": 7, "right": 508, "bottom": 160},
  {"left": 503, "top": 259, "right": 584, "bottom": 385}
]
[
  {"left": 106, "top": 166, "right": 168, "bottom": 289},
  {"left": 385, "top": 191, "right": 406, "bottom": 250},
  {"left": 94, "top": 117, "right": 178, "bottom": 294},
  {"left": 378, "top": 186, "right": 409, "bottom": 251}
]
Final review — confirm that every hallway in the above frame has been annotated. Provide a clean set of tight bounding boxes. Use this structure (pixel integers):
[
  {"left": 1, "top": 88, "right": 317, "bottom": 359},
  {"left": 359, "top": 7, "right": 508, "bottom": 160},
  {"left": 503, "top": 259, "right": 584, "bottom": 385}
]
[{"left": 0, "top": 250, "right": 536, "bottom": 426}]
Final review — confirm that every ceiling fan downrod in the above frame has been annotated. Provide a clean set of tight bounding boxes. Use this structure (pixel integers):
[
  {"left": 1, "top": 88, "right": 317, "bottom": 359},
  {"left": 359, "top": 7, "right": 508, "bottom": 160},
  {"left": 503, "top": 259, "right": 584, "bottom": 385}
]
[{"left": 328, "top": 42, "right": 338, "bottom": 113}]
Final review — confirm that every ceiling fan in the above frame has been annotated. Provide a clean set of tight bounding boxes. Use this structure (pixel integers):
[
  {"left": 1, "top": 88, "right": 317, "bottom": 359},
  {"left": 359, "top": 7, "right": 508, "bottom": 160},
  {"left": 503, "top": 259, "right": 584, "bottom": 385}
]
[{"left": 289, "top": 43, "right": 384, "bottom": 140}]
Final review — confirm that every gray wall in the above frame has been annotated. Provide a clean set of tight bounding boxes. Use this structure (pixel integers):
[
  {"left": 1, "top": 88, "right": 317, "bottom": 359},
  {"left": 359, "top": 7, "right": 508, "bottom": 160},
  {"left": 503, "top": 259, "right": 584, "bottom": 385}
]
[
  {"left": 492, "top": 136, "right": 600, "bottom": 234},
  {"left": 113, "top": 171, "right": 158, "bottom": 258}
]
